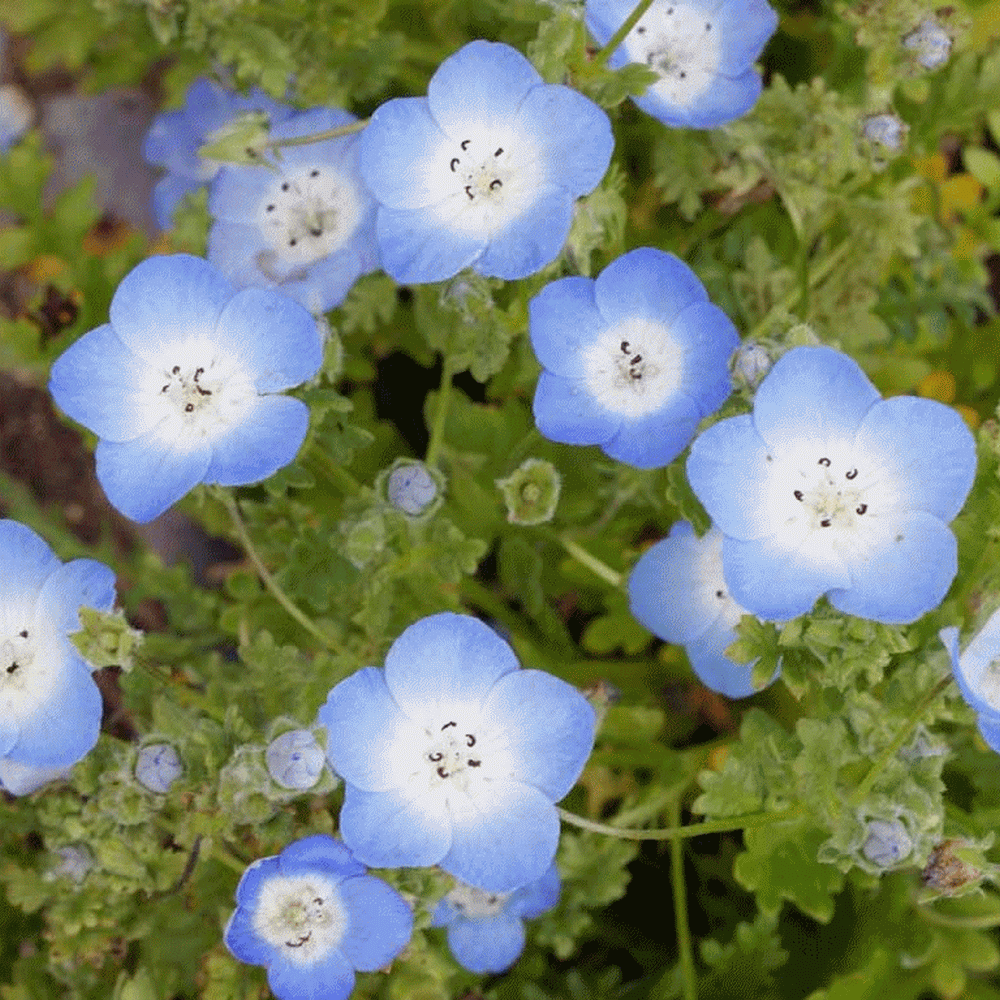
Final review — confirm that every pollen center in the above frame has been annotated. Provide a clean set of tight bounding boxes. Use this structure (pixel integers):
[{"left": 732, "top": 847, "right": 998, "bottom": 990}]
[
  {"left": 424, "top": 718, "right": 483, "bottom": 790},
  {"left": 253, "top": 874, "right": 347, "bottom": 967}
]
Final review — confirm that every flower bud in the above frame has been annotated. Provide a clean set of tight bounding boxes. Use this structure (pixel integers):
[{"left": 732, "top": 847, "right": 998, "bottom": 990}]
[
  {"left": 862, "top": 818, "right": 913, "bottom": 868},
  {"left": 387, "top": 462, "right": 439, "bottom": 516},
  {"left": 496, "top": 458, "right": 561, "bottom": 526},
  {"left": 266, "top": 729, "right": 326, "bottom": 790},
  {"left": 732, "top": 343, "right": 771, "bottom": 390},
  {"left": 135, "top": 743, "right": 183, "bottom": 794},
  {"left": 862, "top": 114, "right": 907, "bottom": 152},
  {"left": 903, "top": 19, "right": 951, "bottom": 70}
]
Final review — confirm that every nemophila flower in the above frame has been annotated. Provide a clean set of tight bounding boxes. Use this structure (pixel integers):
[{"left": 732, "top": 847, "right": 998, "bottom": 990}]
[
  {"left": 266, "top": 729, "right": 326, "bottom": 790},
  {"left": 627, "top": 521, "right": 778, "bottom": 698},
  {"left": 208, "top": 107, "right": 379, "bottom": 313},
  {"left": 144, "top": 77, "right": 292, "bottom": 229},
  {"left": 904, "top": 19, "right": 951, "bottom": 70},
  {"left": 0, "top": 520, "right": 115, "bottom": 777},
  {"left": 585, "top": 0, "right": 778, "bottom": 128},
  {"left": 530, "top": 247, "right": 739, "bottom": 468},
  {"left": 224, "top": 834, "right": 412, "bottom": 1000},
  {"left": 686, "top": 346, "right": 977, "bottom": 623},
  {"left": 359, "top": 39, "right": 613, "bottom": 283},
  {"left": 48, "top": 254, "right": 323, "bottom": 523},
  {"left": 941, "top": 607, "right": 1000, "bottom": 753},
  {"left": 862, "top": 113, "right": 907, "bottom": 152},
  {"left": 431, "top": 862, "right": 559, "bottom": 973},
  {"left": 135, "top": 743, "right": 183, "bottom": 793},
  {"left": 319, "top": 612, "right": 596, "bottom": 893}
]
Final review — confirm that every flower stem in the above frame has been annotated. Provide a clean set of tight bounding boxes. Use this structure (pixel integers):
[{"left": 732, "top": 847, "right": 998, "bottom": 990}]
[
  {"left": 426, "top": 353, "right": 457, "bottom": 468},
  {"left": 218, "top": 490, "right": 344, "bottom": 653},
  {"left": 268, "top": 119, "right": 368, "bottom": 149},
  {"left": 557, "top": 804, "right": 805, "bottom": 841},
  {"left": 593, "top": 0, "right": 657, "bottom": 68},
  {"left": 552, "top": 531, "right": 625, "bottom": 590},
  {"left": 669, "top": 798, "right": 698, "bottom": 1000},
  {"left": 303, "top": 449, "right": 362, "bottom": 496}
]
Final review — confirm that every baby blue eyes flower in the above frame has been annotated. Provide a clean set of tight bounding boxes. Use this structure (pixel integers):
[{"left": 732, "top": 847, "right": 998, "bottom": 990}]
[
  {"left": 318, "top": 612, "right": 596, "bottom": 893},
  {"left": 48, "top": 254, "right": 324, "bottom": 523},
  {"left": 224, "top": 834, "right": 413, "bottom": 1000},
  {"left": 431, "top": 862, "right": 559, "bottom": 973},
  {"left": 584, "top": 0, "right": 778, "bottom": 129},
  {"left": 207, "top": 107, "right": 380, "bottom": 313},
  {"left": 530, "top": 247, "right": 739, "bottom": 469},
  {"left": 135, "top": 743, "right": 183, "bottom": 793},
  {"left": 627, "top": 521, "right": 778, "bottom": 698},
  {"left": 359, "top": 39, "right": 614, "bottom": 284},
  {"left": 903, "top": 19, "right": 951, "bottom": 70},
  {"left": 144, "top": 76, "right": 292, "bottom": 229},
  {"left": 862, "top": 113, "right": 907, "bottom": 152},
  {"left": 941, "top": 608, "right": 1000, "bottom": 754},
  {"left": 686, "top": 346, "right": 976, "bottom": 624},
  {"left": 0, "top": 520, "right": 116, "bottom": 778},
  {"left": 266, "top": 729, "right": 326, "bottom": 790}
]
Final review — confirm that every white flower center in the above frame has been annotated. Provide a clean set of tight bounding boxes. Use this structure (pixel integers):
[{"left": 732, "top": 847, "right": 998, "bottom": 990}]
[
  {"left": 252, "top": 874, "right": 347, "bottom": 967},
  {"left": 581, "top": 317, "right": 683, "bottom": 418},
  {"left": 623, "top": 2, "right": 721, "bottom": 107},
  {"left": 144, "top": 339, "right": 257, "bottom": 447},
  {"left": 977, "top": 660, "right": 1000, "bottom": 711},
  {"left": 429, "top": 128, "right": 546, "bottom": 236},
  {"left": 444, "top": 881, "right": 511, "bottom": 920},
  {"left": 785, "top": 451, "right": 873, "bottom": 532},
  {"left": 0, "top": 622, "right": 63, "bottom": 721},
  {"left": 256, "top": 166, "right": 363, "bottom": 278},
  {"left": 422, "top": 718, "right": 484, "bottom": 792}
]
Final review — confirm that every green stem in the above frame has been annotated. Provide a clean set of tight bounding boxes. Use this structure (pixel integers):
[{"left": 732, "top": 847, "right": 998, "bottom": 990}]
[
  {"left": 303, "top": 449, "right": 362, "bottom": 496},
  {"left": 670, "top": 798, "right": 698, "bottom": 1000},
  {"left": 218, "top": 490, "right": 344, "bottom": 653},
  {"left": 847, "top": 673, "right": 953, "bottom": 808},
  {"left": 593, "top": 0, "right": 657, "bottom": 68},
  {"left": 555, "top": 532, "right": 624, "bottom": 590},
  {"left": 557, "top": 804, "right": 805, "bottom": 841},
  {"left": 269, "top": 119, "right": 368, "bottom": 149},
  {"left": 918, "top": 904, "right": 1000, "bottom": 930},
  {"left": 426, "top": 354, "right": 457, "bottom": 468}
]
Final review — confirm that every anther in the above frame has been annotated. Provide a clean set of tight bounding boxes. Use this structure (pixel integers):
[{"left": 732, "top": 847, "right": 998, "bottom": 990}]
[
  {"left": 846, "top": 468, "right": 858, "bottom": 479},
  {"left": 494, "top": 147, "right": 503, "bottom": 156},
  {"left": 621, "top": 340, "right": 630, "bottom": 352},
  {"left": 172, "top": 365, "right": 180, "bottom": 374},
  {"left": 184, "top": 403, "right": 194, "bottom": 412},
  {"left": 266, "top": 204, "right": 275, "bottom": 212},
  {"left": 281, "top": 182, "right": 290, "bottom": 191},
  {"left": 468, "top": 759, "right": 481, "bottom": 767},
  {"left": 464, "top": 185, "right": 474, "bottom": 199},
  {"left": 679, "top": 71, "right": 686, "bottom": 78},
  {"left": 196, "top": 386, "right": 212, "bottom": 397},
  {"left": 489, "top": 179, "right": 502, "bottom": 190},
  {"left": 856, "top": 504, "right": 868, "bottom": 515},
  {"left": 705, "top": 22, "right": 711, "bottom": 29},
  {"left": 636, "top": 25, "right": 646, "bottom": 33},
  {"left": 820, "top": 518, "right": 831, "bottom": 527},
  {"left": 460, "top": 139, "right": 470, "bottom": 150},
  {"left": 194, "top": 367, "right": 204, "bottom": 381},
  {"left": 19, "top": 630, "right": 27, "bottom": 638},
  {"left": 715, "top": 589, "right": 724, "bottom": 599},
  {"left": 465, "top": 734, "right": 476, "bottom": 747},
  {"left": 309, "top": 227, "right": 322, "bottom": 237},
  {"left": 441, "top": 721, "right": 457, "bottom": 730},
  {"left": 437, "top": 766, "right": 450, "bottom": 778},
  {"left": 818, "top": 457, "right": 831, "bottom": 466},
  {"left": 286, "top": 934, "right": 311, "bottom": 948},
  {"left": 161, "top": 385, "right": 169, "bottom": 393},
  {"left": 310, "top": 169, "right": 319, "bottom": 178},
  {"left": 6, "top": 662, "right": 18, "bottom": 675},
  {"left": 450, "top": 158, "right": 460, "bottom": 171},
  {"left": 289, "top": 238, "right": 297, "bottom": 246},
  {"left": 429, "top": 751, "right": 443, "bottom": 761},
  {"left": 794, "top": 490, "right": 804, "bottom": 500},
  {"left": 631, "top": 354, "right": 642, "bottom": 364}
]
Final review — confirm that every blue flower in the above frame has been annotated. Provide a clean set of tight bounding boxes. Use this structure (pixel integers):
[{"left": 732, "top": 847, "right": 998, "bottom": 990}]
[
  {"left": 862, "top": 113, "right": 907, "bottom": 152},
  {"left": 318, "top": 612, "right": 596, "bottom": 893},
  {"left": 143, "top": 77, "right": 292, "bottom": 229},
  {"left": 686, "top": 346, "right": 976, "bottom": 623},
  {"left": 208, "top": 107, "right": 379, "bottom": 313},
  {"left": 49, "top": 254, "right": 324, "bottom": 523},
  {"left": 941, "top": 609, "right": 1000, "bottom": 754},
  {"left": 266, "top": 729, "right": 327, "bottom": 790},
  {"left": 359, "top": 40, "right": 614, "bottom": 283},
  {"left": 135, "top": 743, "right": 183, "bottom": 793},
  {"left": 627, "top": 521, "right": 778, "bottom": 698},
  {"left": 530, "top": 247, "right": 739, "bottom": 468},
  {"left": 224, "top": 834, "right": 412, "bottom": 1000},
  {"left": 903, "top": 19, "right": 951, "bottom": 70},
  {"left": 585, "top": 0, "right": 778, "bottom": 128},
  {"left": 386, "top": 461, "right": 440, "bottom": 517},
  {"left": 431, "top": 862, "right": 559, "bottom": 973},
  {"left": 0, "top": 520, "right": 115, "bottom": 776}
]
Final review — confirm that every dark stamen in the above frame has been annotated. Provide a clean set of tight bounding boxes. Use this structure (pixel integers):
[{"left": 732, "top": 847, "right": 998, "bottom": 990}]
[
  {"left": 6, "top": 662, "right": 18, "bottom": 675},
  {"left": 309, "top": 227, "right": 322, "bottom": 237},
  {"left": 184, "top": 403, "right": 194, "bottom": 413},
  {"left": 196, "top": 386, "right": 212, "bottom": 396},
  {"left": 818, "top": 457, "right": 831, "bottom": 466},
  {"left": 460, "top": 139, "right": 470, "bottom": 150},
  {"left": 450, "top": 158, "right": 460, "bottom": 172},
  {"left": 429, "top": 751, "right": 443, "bottom": 761},
  {"left": 172, "top": 365, "right": 180, "bottom": 374},
  {"left": 679, "top": 71, "right": 686, "bottom": 78},
  {"left": 856, "top": 504, "right": 868, "bottom": 515},
  {"left": 820, "top": 518, "right": 832, "bottom": 527},
  {"left": 310, "top": 169, "right": 319, "bottom": 178},
  {"left": 441, "top": 721, "right": 457, "bottom": 730},
  {"left": 437, "top": 766, "right": 450, "bottom": 778},
  {"left": 715, "top": 589, "right": 724, "bottom": 599},
  {"left": 464, "top": 185, "right": 474, "bottom": 199},
  {"left": 631, "top": 354, "right": 642, "bottom": 364},
  {"left": 19, "top": 630, "right": 27, "bottom": 638},
  {"left": 621, "top": 340, "right": 630, "bottom": 352},
  {"left": 846, "top": 468, "right": 858, "bottom": 479},
  {"left": 194, "top": 367, "right": 204, "bottom": 381},
  {"left": 494, "top": 147, "right": 503, "bottom": 156},
  {"left": 281, "top": 182, "right": 290, "bottom": 191},
  {"left": 489, "top": 179, "right": 502, "bottom": 190},
  {"left": 266, "top": 204, "right": 275, "bottom": 212},
  {"left": 794, "top": 490, "right": 804, "bottom": 500},
  {"left": 468, "top": 759, "right": 481, "bottom": 767},
  {"left": 465, "top": 734, "right": 476, "bottom": 747},
  {"left": 289, "top": 238, "right": 297, "bottom": 246}
]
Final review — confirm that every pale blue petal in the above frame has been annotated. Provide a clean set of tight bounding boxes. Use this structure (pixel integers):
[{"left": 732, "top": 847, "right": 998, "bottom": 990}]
[
  {"left": 474, "top": 185, "right": 573, "bottom": 280},
  {"left": 584, "top": 0, "right": 629, "bottom": 44},
  {"left": 442, "top": 780, "right": 559, "bottom": 893},
  {"left": 35, "top": 558, "right": 116, "bottom": 635},
  {"left": 281, "top": 246, "right": 368, "bottom": 313},
  {"left": 828, "top": 509, "right": 958, "bottom": 624},
  {"left": 376, "top": 203, "right": 486, "bottom": 284},
  {"left": 109, "top": 255, "right": 234, "bottom": 365},
  {"left": 0, "top": 520, "right": 60, "bottom": 601},
  {"left": 152, "top": 174, "right": 203, "bottom": 229},
  {"left": 638, "top": 69, "right": 762, "bottom": 130},
  {"left": 853, "top": 396, "right": 976, "bottom": 523},
  {"left": 627, "top": 522, "right": 719, "bottom": 644},
  {"left": 528, "top": 276, "right": 604, "bottom": 379},
  {"left": 752, "top": 347, "right": 880, "bottom": 454},
  {"left": 95, "top": 432, "right": 211, "bottom": 523},
  {"left": 339, "top": 783, "right": 451, "bottom": 869},
  {"left": 713, "top": 0, "right": 779, "bottom": 75},
  {"left": 267, "top": 947, "right": 354, "bottom": 1000},
  {"left": 514, "top": 84, "right": 613, "bottom": 196},
  {"left": 509, "top": 861, "right": 560, "bottom": 918},
  {"left": 207, "top": 221, "right": 273, "bottom": 288},
  {"left": 481, "top": 669, "right": 595, "bottom": 800},
  {"left": 338, "top": 876, "right": 413, "bottom": 970},
  {"left": 208, "top": 166, "right": 280, "bottom": 223},
  {"left": 723, "top": 531, "right": 849, "bottom": 621},
  {"left": 686, "top": 621, "right": 759, "bottom": 698},
  {"left": 428, "top": 41, "right": 541, "bottom": 137},
  {"left": 278, "top": 835, "right": 365, "bottom": 883},
  {"left": 686, "top": 414, "right": 776, "bottom": 539},
  {"left": 595, "top": 248, "right": 707, "bottom": 327},
  {"left": 447, "top": 913, "right": 525, "bottom": 973},
  {"left": 0, "top": 758, "right": 71, "bottom": 796},
  {"left": 143, "top": 106, "right": 198, "bottom": 170},
  {"left": 601, "top": 393, "right": 701, "bottom": 469},
  {"left": 669, "top": 302, "right": 740, "bottom": 412},
  {"left": 48, "top": 324, "right": 161, "bottom": 442},
  {"left": 359, "top": 98, "right": 450, "bottom": 210},
  {"left": 384, "top": 613, "right": 520, "bottom": 725},
  {"left": 319, "top": 667, "right": 423, "bottom": 792},
  {"left": 975, "top": 712, "right": 1000, "bottom": 755},
  {"left": 211, "top": 287, "right": 323, "bottom": 390},
  {"left": 234, "top": 856, "right": 281, "bottom": 908},
  {"left": 533, "top": 371, "right": 620, "bottom": 446},
  {"left": 951, "top": 608, "right": 1000, "bottom": 711},
  {"left": 224, "top": 907, "right": 270, "bottom": 965}
]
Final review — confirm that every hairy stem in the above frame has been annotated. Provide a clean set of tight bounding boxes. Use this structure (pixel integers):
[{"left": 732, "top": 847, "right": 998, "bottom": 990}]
[
  {"left": 426, "top": 353, "right": 457, "bottom": 468},
  {"left": 269, "top": 119, "right": 368, "bottom": 149},
  {"left": 670, "top": 798, "right": 698, "bottom": 1000},
  {"left": 557, "top": 804, "right": 805, "bottom": 841}
]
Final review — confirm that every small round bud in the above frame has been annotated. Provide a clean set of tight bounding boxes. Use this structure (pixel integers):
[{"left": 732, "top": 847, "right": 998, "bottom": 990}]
[
  {"left": 732, "top": 343, "right": 771, "bottom": 389},
  {"left": 135, "top": 743, "right": 183, "bottom": 794},
  {"left": 496, "top": 458, "right": 561, "bottom": 526},
  {"left": 862, "top": 114, "right": 907, "bottom": 152},
  {"left": 903, "top": 19, "right": 951, "bottom": 70},
  {"left": 266, "top": 729, "right": 326, "bottom": 790},
  {"left": 387, "top": 462, "right": 439, "bottom": 516},
  {"left": 47, "top": 845, "right": 93, "bottom": 884},
  {"left": 862, "top": 818, "right": 913, "bottom": 868}
]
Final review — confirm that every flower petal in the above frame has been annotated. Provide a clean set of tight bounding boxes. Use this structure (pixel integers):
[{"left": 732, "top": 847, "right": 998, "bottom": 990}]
[
  {"left": 224, "top": 906, "right": 271, "bottom": 966},
  {"left": 713, "top": 0, "right": 779, "bottom": 75},
  {"left": 338, "top": 875, "right": 413, "bottom": 971},
  {"left": 0, "top": 520, "right": 60, "bottom": 603},
  {"left": 376, "top": 203, "right": 486, "bottom": 284},
  {"left": 234, "top": 856, "right": 281, "bottom": 909},
  {"left": 510, "top": 861, "right": 560, "bottom": 919},
  {"left": 35, "top": 558, "right": 116, "bottom": 635},
  {"left": 975, "top": 711, "right": 1000, "bottom": 755},
  {"left": 529, "top": 276, "right": 605, "bottom": 379},
  {"left": 594, "top": 248, "right": 707, "bottom": 328},
  {"left": 383, "top": 613, "right": 520, "bottom": 727},
  {"left": 208, "top": 165, "right": 282, "bottom": 223},
  {"left": 481, "top": 669, "right": 595, "bottom": 800},
  {"left": 0, "top": 758, "right": 71, "bottom": 796},
  {"left": 428, "top": 41, "right": 541, "bottom": 137},
  {"left": 686, "top": 619, "right": 761, "bottom": 699},
  {"left": 533, "top": 371, "right": 620, "bottom": 446},
  {"left": 152, "top": 173, "right": 203, "bottom": 230},
  {"left": 447, "top": 913, "right": 525, "bottom": 973},
  {"left": 95, "top": 432, "right": 211, "bottom": 523},
  {"left": 206, "top": 221, "right": 274, "bottom": 289},
  {"left": 267, "top": 947, "right": 355, "bottom": 1000},
  {"left": 950, "top": 608, "right": 1000, "bottom": 711},
  {"left": 601, "top": 392, "right": 701, "bottom": 468},
  {"left": 828, "top": 509, "right": 958, "bottom": 624},
  {"left": 278, "top": 834, "right": 365, "bottom": 883},
  {"left": 668, "top": 301, "right": 739, "bottom": 412}
]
